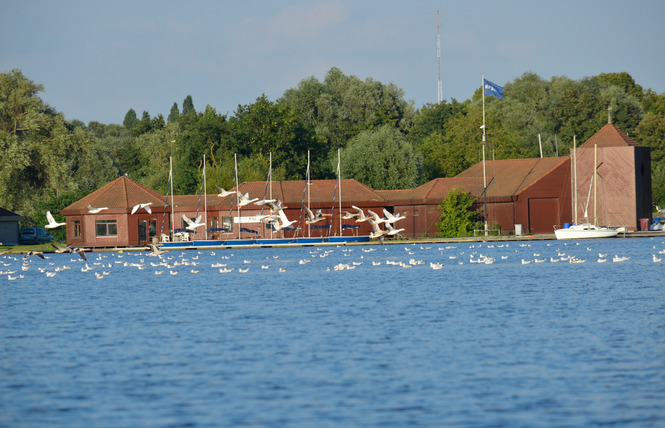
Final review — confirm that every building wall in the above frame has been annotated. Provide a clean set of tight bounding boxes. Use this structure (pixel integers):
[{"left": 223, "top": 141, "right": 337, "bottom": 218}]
[
  {"left": 485, "top": 201, "right": 517, "bottom": 234},
  {"left": 81, "top": 214, "right": 130, "bottom": 248},
  {"left": 0, "top": 220, "right": 20, "bottom": 245},
  {"left": 635, "top": 147, "right": 652, "bottom": 226},
  {"left": 514, "top": 159, "right": 571, "bottom": 234},
  {"left": 575, "top": 146, "right": 644, "bottom": 230}
]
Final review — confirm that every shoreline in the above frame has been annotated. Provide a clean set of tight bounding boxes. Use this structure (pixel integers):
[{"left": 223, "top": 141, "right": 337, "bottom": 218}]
[{"left": 4, "top": 230, "right": 665, "bottom": 255}]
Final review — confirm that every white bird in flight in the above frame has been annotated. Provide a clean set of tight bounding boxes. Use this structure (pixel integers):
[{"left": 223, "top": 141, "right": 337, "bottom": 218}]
[
  {"left": 367, "top": 209, "right": 385, "bottom": 225},
  {"left": 385, "top": 223, "right": 405, "bottom": 236},
  {"left": 352, "top": 206, "right": 369, "bottom": 223},
  {"left": 237, "top": 192, "right": 258, "bottom": 207},
  {"left": 305, "top": 207, "right": 330, "bottom": 224},
  {"left": 45, "top": 211, "right": 66, "bottom": 229},
  {"left": 182, "top": 214, "right": 205, "bottom": 231},
  {"left": 367, "top": 218, "right": 387, "bottom": 239},
  {"left": 265, "top": 210, "right": 295, "bottom": 231},
  {"left": 131, "top": 202, "right": 152, "bottom": 214},
  {"left": 382, "top": 208, "right": 405, "bottom": 224},
  {"left": 215, "top": 186, "right": 236, "bottom": 198},
  {"left": 88, "top": 205, "right": 108, "bottom": 214}
]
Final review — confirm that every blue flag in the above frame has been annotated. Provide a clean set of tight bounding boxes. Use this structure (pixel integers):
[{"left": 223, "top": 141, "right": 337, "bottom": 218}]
[{"left": 483, "top": 79, "right": 504, "bottom": 99}]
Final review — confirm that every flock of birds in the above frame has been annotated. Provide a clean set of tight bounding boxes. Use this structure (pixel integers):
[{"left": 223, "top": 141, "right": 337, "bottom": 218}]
[
  {"left": 40, "top": 186, "right": 407, "bottom": 240},
  {"left": 2, "top": 238, "right": 664, "bottom": 282},
  {"left": 179, "top": 187, "right": 408, "bottom": 237}
]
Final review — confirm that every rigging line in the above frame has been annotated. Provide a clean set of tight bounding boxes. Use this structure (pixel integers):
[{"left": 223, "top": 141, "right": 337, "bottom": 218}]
[
  {"left": 195, "top": 172, "right": 204, "bottom": 219},
  {"left": 330, "top": 179, "right": 339, "bottom": 238},
  {"left": 255, "top": 167, "right": 272, "bottom": 236},
  {"left": 295, "top": 179, "right": 308, "bottom": 238},
  {"left": 160, "top": 169, "right": 171, "bottom": 235}
]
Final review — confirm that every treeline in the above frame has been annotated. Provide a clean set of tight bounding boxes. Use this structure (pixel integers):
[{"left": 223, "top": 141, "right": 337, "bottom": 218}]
[{"left": 2, "top": 67, "right": 665, "bottom": 230}]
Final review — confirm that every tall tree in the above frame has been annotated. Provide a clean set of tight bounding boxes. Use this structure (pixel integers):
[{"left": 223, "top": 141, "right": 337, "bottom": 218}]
[
  {"left": 340, "top": 125, "right": 419, "bottom": 189},
  {"left": 182, "top": 95, "right": 195, "bottom": 116},
  {"left": 123, "top": 108, "right": 139, "bottom": 131},
  {"left": 168, "top": 102, "right": 180, "bottom": 124},
  {"left": 224, "top": 95, "right": 320, "bottom": 179},
  {"left": 281, "top": 67, "right": 415, "bottom": 171}
]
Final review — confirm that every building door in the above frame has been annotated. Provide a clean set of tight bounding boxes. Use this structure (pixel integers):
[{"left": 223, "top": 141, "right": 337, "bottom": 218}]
[
  {"left": 528, "top": 198, "right": 560, "bottom": 234},
  {"left": 138, "top": 219, "right": 157, "bottom": 244}
]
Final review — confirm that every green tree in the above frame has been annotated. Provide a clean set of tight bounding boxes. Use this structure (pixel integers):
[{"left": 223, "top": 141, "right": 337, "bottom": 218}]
[
  {"left": 281, "top": 67, "right": 415, "bottom": 171},
  {"left": 168, "top": 102, "right": 180, "bottom": 124},
  {"left": 635, "top": 113, "right": 665, "bottom": 163},
  {"left": 182, "top": 95, "right": 195, "bottom": 116},
  {"left": 435, "top": 188, "right": 483, "bottom": 237},
  {"left": 224, "top": 95, "right": 320, "bottom": 180},
  {"left": 123, "top": 108, "right": 139, "bottom": 131},
  {"left": 340, "top": 125, "right": 419, "bottom": 189},
  {"left": 174, "top": 105, "right": 227, "bottom": 194}
]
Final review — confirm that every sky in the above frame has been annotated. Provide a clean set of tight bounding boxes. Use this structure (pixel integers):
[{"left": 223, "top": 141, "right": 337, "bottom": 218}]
[{"left": 1, "top": 0, "right": 664, "bottom": 125}]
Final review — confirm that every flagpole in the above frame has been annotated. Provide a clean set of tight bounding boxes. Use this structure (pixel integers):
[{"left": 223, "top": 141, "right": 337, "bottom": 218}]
[{"left": 481, "top": 75, "right": 488, "bottom": 235}]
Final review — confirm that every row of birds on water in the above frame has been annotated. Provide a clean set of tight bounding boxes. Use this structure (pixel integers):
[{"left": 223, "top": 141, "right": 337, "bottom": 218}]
[{"left": 3, "top": 240, "right": 664, "bottom": 281}]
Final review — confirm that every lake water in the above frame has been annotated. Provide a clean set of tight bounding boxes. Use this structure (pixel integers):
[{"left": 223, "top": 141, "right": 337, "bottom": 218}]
[{"left": 2, "top": 237, "right": 665, "bottom": 427}]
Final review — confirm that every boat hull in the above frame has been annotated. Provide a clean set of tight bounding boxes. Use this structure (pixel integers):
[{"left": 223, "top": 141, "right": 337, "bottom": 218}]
[{"left": 554, "top": 224, "right": 619, "bottom": 240}]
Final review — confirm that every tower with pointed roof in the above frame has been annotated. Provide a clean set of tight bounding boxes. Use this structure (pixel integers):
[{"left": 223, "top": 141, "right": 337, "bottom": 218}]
[{"left": 575, "top": 122, "right": 651, "bottom": 230}]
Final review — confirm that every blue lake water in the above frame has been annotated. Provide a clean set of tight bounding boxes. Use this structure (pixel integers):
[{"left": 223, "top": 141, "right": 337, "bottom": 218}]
[{"left": 2, "top": 237, "right": 665, "bottom": 427}]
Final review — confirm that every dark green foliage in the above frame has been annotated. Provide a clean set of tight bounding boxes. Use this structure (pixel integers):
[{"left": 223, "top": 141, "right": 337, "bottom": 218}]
[
  {"left": 123, "top": 109, "right": 139, "bottom": 130},
  {"left": 182, "top": 95, "right": 195, "bottom": 116},
  {"left": 340, "top": 125, "right": 419, "bottom": 189},
  {"left": 33, "top": 189, "right": 88, "bottom": 242},
  {"left": 168, "top": 102, "right": 180, "bottom": 124},
  {"left": 435, "top": 188, "right": 483, "bottom": 237}
]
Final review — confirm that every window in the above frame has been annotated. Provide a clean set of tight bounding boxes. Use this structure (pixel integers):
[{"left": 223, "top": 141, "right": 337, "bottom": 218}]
[
  {"left": 73, "top": 220, "right": 81, "bottom": 237},
  {"left": 222, "top": 216, "right": 233, "bottom": 231},
  {"left": 210, "top": 217, "right": 219, "bottom": 229},
  {"left": 96, "top": 220, "right": 117, "bottom": 236}
]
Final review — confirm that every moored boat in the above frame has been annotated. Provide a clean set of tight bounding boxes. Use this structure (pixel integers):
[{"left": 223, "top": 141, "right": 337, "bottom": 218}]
[{"left": 554, "top": 223, "right": 618, "bottom": 240}]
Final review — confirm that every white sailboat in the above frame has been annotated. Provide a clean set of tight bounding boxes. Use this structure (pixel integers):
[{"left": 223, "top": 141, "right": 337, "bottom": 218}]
[{"left": 555, "top": 143, "right": 618, "bottom": 240}]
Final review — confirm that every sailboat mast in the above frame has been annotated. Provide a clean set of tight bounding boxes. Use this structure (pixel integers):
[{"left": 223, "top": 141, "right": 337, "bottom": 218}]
[
  {"left": 573, "top": 136, "right": 578, "bottom": 224},
  {"left": 235, "top": 153, "right": 240, "bottom": 240},
  {"left": 269, "top": 152, "right": 273, "bottom": 239},
  {"left": 307, "top": 150, "right": 311, "bottom": 238},
  {"left": 594, "top": 144, "right": 597, "bottom": 226},
  {"left": 338, "top": 148, "right": 342, "bottom": 236},
  {"left": 203, "top": 154, "right": 208, "bottom": 241},
  {"left": 170, "top": 156, "right": 175, "bottom": 237}
]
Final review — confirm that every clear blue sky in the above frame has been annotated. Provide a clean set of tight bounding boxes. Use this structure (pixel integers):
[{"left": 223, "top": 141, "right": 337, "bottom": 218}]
[{"left": 1, "top": 0, "right": 663, "bottom": 125}]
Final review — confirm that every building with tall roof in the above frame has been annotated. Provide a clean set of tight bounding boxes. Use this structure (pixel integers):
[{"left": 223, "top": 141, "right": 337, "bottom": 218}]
[{"left": 574, "top": 123, "right": 651, "bottom": 230}]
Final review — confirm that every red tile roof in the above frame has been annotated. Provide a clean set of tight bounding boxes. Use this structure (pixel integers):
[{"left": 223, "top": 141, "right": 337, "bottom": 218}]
[
  {"left": 580, "top": 123, "right": 640, "bottom": 148},
  {"left": 455, "top": 157, "right": 569, "bottom": 198},
  {"left": 175, "top": 179, "right": 386, "bottom": 208},
  {"left": 377, "top": 178, "right": 486, "bottom": 202},
  {"left": 63, "top": 176, "right": 167, "bottom": 212}
]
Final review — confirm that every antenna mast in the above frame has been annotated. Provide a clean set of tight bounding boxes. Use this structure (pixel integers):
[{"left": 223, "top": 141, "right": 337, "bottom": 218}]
[{"left": 436, "top": 10, "right": 443, "bottom": 104}]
